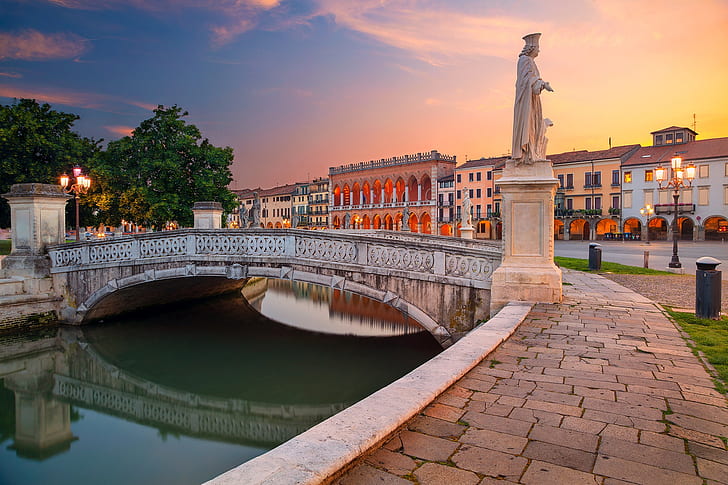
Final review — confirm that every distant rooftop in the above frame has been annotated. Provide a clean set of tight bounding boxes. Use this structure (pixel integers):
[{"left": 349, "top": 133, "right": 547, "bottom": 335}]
[{"left": 329, "top": 150, "right": 455, "bottom": 175}]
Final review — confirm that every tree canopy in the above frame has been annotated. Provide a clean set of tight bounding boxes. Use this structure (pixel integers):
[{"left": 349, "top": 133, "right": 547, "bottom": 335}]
[
  {"left": 0, "top": 99, "right": 100, "bottom": 227},
  {"left": 88, "top": 105, "right": 237, "bottom": 229}
]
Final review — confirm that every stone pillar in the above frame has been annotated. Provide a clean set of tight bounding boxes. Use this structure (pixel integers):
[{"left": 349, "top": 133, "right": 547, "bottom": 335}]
[
  {"left": 370, "top": 189, "right": 374, "bottom": 205},
  {"left": 1, "top": 184, "right": 70, "bottom": 278},
  {"left": 404, "top": 186, "right": 409, "bottom": 202},
  {"left": 381, "top": 188, "right": 385, "bottom": 204},
  {"left": 418, "top": 184, "right": 422, "bottom": 201},
  {"left": 563, "top": 220, "right": 570, "bottom": 241},
  {"left": 490, "top": 160, "right": 562, "bottom": 315},
  {"left": 192, "top": 202, "right": 223, "bottom": 229}
]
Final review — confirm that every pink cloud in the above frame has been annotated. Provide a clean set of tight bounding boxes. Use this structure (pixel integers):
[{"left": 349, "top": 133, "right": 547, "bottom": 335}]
[
  {"left": 0, "top": 71, "right": 22, "bottom": 78},
  {"left": 0, "top": 29, "right": 88, "bottom": 61}
]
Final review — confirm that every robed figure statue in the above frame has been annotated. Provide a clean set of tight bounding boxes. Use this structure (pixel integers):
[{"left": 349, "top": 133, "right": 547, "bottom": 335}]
[{"left": 512, "top": 33, "right": 553, "bottom": 164}]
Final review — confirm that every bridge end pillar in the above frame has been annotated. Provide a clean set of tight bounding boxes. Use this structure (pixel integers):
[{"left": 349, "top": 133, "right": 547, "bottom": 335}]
[{"left": 192, "top": 201, "right": 223, "bottom": 229}]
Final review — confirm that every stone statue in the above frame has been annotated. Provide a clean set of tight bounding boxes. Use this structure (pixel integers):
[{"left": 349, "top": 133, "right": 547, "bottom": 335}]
[
  {"left": 400, "top": 205, "right": 410, "bottom": 231},
  {"left": 512, "top": 33, "right": 553, "bottom": 164},
  {"left": 461, "top": 186, "right": 472, "bottom": 226},
  {"left": 240, "top": 206, "right": 249, "bottom": 228},
  {"left": 343, "top": 213, "right": 351, "bottom": 229},
  {"left": 292, "top": 213, "right": 299, "bottom": 228},
  {"left": 251, "top": 192, "right": 261, "bottom": 227}
]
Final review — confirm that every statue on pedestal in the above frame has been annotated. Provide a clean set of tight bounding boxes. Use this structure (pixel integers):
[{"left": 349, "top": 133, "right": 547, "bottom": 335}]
[
  {"left": 512, "top": 33, "right": 553, "bottom": 165},
  {"left": 400, "top": 205, "right": 410, "bottom": 231},
  {"left": 251, "top": 192, "right": 261, "bottom": 227},
  {"left": 461, "top": 186, "right": 472, "bottom": 227},
  {"left": 343, "top": 213, "right": 351, "bottom": 229}
]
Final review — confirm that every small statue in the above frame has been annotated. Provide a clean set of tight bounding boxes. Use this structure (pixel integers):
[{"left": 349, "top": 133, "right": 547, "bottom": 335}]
[
  {"left": 240, "top": 206, "right": 249, "bottom": 228},
  {"left": 343, "top": 213, "right": 351, "bottom": 229},
  {"left": 251, "top": 192, "right": 261, "bottom": 227},
  {"left": 292, "top": 213, "right": 299, "bottom": 228},
  {"left": 400, "top": 205, "right": 410, "bottom": 231},
  {"left": 461, "top": 186, "right": 472, "bottom": 227}
]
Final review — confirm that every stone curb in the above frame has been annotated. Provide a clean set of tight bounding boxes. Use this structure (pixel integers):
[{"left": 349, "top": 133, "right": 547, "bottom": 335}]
[{"left": 204, "top": 301, "right": 534, "bottom": 485}]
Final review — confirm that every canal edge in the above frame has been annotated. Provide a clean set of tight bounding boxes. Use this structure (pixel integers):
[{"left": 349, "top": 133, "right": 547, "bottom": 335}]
[{"left": 204, "top": 301, "right": 533, "bottom": 485}]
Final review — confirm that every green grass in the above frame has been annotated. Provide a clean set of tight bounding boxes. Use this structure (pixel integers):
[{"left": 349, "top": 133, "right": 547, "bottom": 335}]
[
  {"left": 554, "top": 256, "right": 674, "bottom": 275},
  {"left": 0, "top": 240, "right": 10, "bottom": 255},
  {"left": 664, "top": 307, "right": 728, "bottom": 394}
]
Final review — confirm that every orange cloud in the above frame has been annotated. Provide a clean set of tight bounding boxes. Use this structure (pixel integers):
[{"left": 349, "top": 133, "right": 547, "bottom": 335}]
[
  {"left": 0, "top": 29, "right": 88, "bottom": 61},
  {"left": 0, "top": 83, "right": 156, "bottom": 114},
  {"left": 105, "top": 125, "right": 134, "bottom": 137}
]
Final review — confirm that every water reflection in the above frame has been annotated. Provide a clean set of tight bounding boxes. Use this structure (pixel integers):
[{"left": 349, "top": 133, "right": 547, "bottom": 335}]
[
  {"left": 0, "top": 283, "right": 441, "bottom": 485},
  {"left": 253, "top": 278, "right": 425, "bottom": 337}
]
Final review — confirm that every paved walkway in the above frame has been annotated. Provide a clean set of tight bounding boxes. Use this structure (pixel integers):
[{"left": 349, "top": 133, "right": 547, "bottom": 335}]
[{"left": 337, "top": 270, "right": 728, "bottom": 484}]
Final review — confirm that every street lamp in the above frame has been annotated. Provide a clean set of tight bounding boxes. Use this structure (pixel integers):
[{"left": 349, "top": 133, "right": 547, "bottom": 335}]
[
  {"left": 59, "top": 165, "right": 92, "bottom": 242},
  {"left": 639, "top": 204, "right": 654, "bottom": 244},
  {"left": 655, "top": 156, "right": 695, "bottom": 268}
]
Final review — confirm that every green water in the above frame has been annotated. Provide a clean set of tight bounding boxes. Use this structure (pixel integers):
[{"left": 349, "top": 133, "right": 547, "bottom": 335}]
[{"left": 0, "top": 280, "right": 441, "bottom": 485}]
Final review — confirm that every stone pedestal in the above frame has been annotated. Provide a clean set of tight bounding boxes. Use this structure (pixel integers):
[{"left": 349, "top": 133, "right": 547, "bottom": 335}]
[
  {"left": 490, "top": 159, "right": 562, "bottom": 315},
  {"left": 460, "top": 225, "right": 475, "bottom": 239},
  {"left": 192, "top": 202, "right": 223, "bottom": 229},
  {"left": 1, "top": 184, "right": 70, "bottom": 278}
]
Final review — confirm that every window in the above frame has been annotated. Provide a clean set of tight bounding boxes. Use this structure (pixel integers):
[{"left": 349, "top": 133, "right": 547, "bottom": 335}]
[
  {"left": 558, "top": 174, "right": 564, "bottom": 187},
  {"left": 476, "top": 172, "right": 482, "bottom": 182},
  {"left": 487, "top": 187, "right": 492, "bottom": 197},
  {"left": 566, "top": 198, "right": 573, "bottom": 210},
  {"left": 699, "top": 186, "right": 710, "bottom": 205},
  {"left": 476, "top": 205, "right": 481, "bottom": 218},
  {"left": 593, "top": 171, "right": 602, "bottom": 187},
  {"left": 438, "top": 194, "right": 443, "bottom": 205},
  {"left": 585, "top": 198, "right": 592, "bottom": 210},
  {"left": 644, "top": 190, "right": 653, "bottom": 207},
  {"left": 623, "top": 191, "right": 632, "bottom": 208},
  {"left": 594, "top": 197, "right": 602, "bottom": 210},
  {"left": 624, "top": 171, "right": 632, "bottom": 183},
  {"left": 487, "top": 204, "right": 492, "bottom": 215},
  {"left": 476, "top": 189, "right": 481, "bottom": 198},
  {"left": 682, "top": 187, "right": 693, "bottom": 204},
  {"left": 448, "top": 193, "right": 454, "bottom": 204},
  {"left": 469, "top": 189, "right": 474, "bottom": 198},
  {"left": 612, "top": 170, "right": 620, "bottom": 186},
  {"left": 495, "top": 202, "right": 501, "bottom": 213},
  {"left": 566, "top": 173, "right": 574, "bottom": 188},
  {"left": 612, "top": 196, "right": 620, "bottom": 209},
  {"left": 468, "top": 173, "right": 474, "bottom": 182},
  {"left": 666, "top": 133, "right": 674, "bottom": 144},
  {"left": 645, "top": 170, "right": 653, "bottom": 182},
  {"left": 585, "top": 172, "right": 592, "bottom": 187},
  {"left": 675, "top": 132, "right": 684, "bottom": 143},
  {"left": 699, "top": 165, "right": 709, "bottom": 178},
  {"left": 724, "top": 186, "right": 728, "bottom": 205},
  {"left": 457, "top": 174, "right": 461, "bottom": 183},
  {"left": 725, "top": 162, "right": 728, "bottom": 176},
  {"left": 658, "top": 190, "right": 669, "bottom": 204},
  {"left": 456, "top": 190, "right": 461, "bottom": 199},
  {"left": 456, "top": 206, "right": 461, "bottom": 219},
  {"left": 487, "top": 171, "right": 492, "bottom": 180}
]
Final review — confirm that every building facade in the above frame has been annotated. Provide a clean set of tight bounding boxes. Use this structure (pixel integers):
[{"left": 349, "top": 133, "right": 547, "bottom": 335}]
[
  {"left": 328, "top": 150, "right": 456, "bottom": 233},
  {"left": 437, "top": 174, "right": 455, "bottom": 235},
  {"left": 621, "top": 127, "right": 728, "bottom": 241},
  {"left": 308, "top": 177, "right": 329, "bottom": 230},
  {"left": 454, "top": 156, "right": 506, "bottom": 239},
  {"left": 233, "top": 183, "right": 297, "bottom": 228}
]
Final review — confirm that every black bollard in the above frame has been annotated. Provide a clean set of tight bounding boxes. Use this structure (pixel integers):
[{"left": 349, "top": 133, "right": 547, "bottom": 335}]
[
  {"left": 695, "top": 257, "right": 721, "bottom": 320},
  {"left": 588, "top": 243, "right": 602, "bottom": 271}
]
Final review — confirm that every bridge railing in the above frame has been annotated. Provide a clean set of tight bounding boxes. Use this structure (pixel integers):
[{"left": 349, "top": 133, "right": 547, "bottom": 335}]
[{"left": 48, "top": 229, "right": 502, "bottom": 284}]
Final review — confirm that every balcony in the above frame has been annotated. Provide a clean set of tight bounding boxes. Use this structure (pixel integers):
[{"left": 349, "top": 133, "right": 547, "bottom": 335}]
[{"left": 654, "top": 203, "right": 695, "bottom": 215}]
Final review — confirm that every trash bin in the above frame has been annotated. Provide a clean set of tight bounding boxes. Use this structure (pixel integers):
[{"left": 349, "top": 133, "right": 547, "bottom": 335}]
[
  {"left": 696, "top": 256, "right": 721, "bottom": 320},
  {"left": 588, "top": 243, "right": 602, "bottom": 271}
]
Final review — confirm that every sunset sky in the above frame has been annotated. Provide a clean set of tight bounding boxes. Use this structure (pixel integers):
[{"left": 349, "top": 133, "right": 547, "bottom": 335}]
[{"left": 2, "top": 0, "right": 727, "bottom": 190}]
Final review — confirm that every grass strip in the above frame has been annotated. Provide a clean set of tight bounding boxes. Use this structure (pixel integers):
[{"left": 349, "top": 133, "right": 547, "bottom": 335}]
[
  {"left": 664, "top": 307, "right": 728, "bottom": 394},
  {"left": 0, "top": 240, "right": 10, "bottom": 255},
  {"left": 554, "top": 256, "right": 674, "bottom": 275}
]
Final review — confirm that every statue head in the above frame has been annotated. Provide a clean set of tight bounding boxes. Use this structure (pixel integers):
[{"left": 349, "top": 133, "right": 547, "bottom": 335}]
[{"left": 520, "top": 32, "right": 541, "bottom": 57}]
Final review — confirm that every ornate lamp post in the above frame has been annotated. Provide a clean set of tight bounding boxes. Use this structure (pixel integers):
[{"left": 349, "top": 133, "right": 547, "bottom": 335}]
[
  {"left": 639, "top": 204, "right": 654, "bottom": 244},
  {"left": 655, "top": 156, "right": 695, "bottom": 268},
  {"left": 59, "top": 165, "right": 91, "bottom": 242}
]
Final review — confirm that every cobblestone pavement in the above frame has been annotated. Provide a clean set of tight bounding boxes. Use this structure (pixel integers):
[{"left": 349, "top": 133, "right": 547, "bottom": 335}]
[
  {"left": 336, "top": 270, "right": 728, "bottom": 485},
  {"left": 601, "top": 273, "right": 728, "bottom": 314}
]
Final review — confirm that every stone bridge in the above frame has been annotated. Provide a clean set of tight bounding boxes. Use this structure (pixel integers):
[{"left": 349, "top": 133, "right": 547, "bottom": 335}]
[{"left": 47, "top": 229, "right": 502, "bottom": 346}]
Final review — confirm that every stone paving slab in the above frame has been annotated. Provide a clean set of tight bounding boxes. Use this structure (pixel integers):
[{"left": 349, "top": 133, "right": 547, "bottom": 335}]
[{"left": 337, "top": 269, "right": 728, "bottom": 484}]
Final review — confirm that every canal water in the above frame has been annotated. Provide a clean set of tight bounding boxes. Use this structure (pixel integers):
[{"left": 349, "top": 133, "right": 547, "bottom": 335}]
[{"left": 0, "top": 279, "right": 441, "bottom": 485}]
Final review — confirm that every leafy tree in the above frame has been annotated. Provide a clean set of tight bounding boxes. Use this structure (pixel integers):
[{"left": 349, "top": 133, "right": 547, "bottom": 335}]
[
  {"left": 0, "top": 99, "right": 100, "bottom": 227},
  {"left": 89, "top": 105, "right": 237, "bottom": 229}
]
